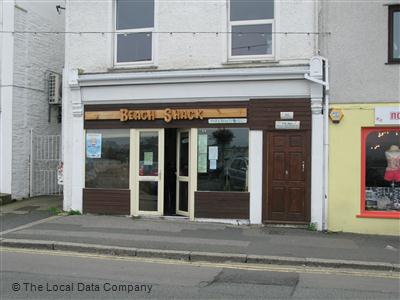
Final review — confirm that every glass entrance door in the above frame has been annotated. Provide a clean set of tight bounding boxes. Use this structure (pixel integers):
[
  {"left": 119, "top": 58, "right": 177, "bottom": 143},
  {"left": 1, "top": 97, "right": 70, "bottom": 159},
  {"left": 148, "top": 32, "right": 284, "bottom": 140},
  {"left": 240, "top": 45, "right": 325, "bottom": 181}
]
[
  {"left": 176, "top": 130, "right": 190, "bottom": 216},
  {"left": 134, "top": 129, "right": 164, "bottom": 215}
]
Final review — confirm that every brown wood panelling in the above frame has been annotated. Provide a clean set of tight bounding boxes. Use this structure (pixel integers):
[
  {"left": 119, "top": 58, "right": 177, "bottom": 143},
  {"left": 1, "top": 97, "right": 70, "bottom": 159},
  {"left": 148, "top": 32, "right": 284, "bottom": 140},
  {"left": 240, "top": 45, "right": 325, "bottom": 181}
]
[
  {"left": 194, "top": 191, "right": 249, "bottom": 219},
  {"left": 248, "top": 99, "right": 311, "bottom": 130},
  {"left": 83, "top": 188, "right": 130, "bottom": 215},
  {"left": 84, "top": 101, "right": 249, "bottom": 129}
]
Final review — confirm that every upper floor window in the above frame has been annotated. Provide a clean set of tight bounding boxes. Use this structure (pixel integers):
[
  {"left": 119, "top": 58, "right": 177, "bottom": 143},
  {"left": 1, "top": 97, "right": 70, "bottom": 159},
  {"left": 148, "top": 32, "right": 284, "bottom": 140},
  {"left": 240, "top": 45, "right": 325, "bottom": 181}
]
[
  {"left": 229, "top": 0, "right": 274, "bottom": 60},
  {"left": 115, "top": 0, "right": 154, "bottom": 64},
  {"left": 388, "top": 5, "right": 400, "bottom": 63}
]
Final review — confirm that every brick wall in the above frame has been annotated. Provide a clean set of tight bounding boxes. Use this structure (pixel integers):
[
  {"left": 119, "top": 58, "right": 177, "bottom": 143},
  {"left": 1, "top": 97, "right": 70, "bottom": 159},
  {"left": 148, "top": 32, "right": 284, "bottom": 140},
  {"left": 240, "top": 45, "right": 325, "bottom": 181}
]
[{"left": 11, "top": 5, "right": 64, "bottom": 199}]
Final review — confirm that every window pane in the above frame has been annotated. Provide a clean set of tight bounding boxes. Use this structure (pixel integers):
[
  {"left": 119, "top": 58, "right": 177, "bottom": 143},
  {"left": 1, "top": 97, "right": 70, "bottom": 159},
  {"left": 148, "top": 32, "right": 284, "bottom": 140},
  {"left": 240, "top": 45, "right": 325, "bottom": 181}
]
[
  {"left": 117, "top": 33, "right": 152, "bottom": 63},
  {"left": 232, "top": 24, "right": 272, "bottom": 56},
  {"left": 179, "top": 181, "right": 188, "bottom": 212},
  {"left": 197, "top": 128, "right": 249, "bottom": 192},
  {"left": 230, "top": 0, "right": 274, "bottom": 21},
  {"left": 85, "top": 129, "right": 130, "bottom": 189},
  {"left": 139, "top": 181, "right": 158, "bottom": 211},
  {"left": 179, "top": 132, "right": 189, "bottom": 177},
  {"left": 365, "top": 130, "right": 400, "bottom": 212},
  {"left": 139, "top": 131, "right": 158, "bottom": 176},
  {"left": 393, "top": 11, "right": 400, "bottom": 59},
  {"left": 116, "top": 0, "right": 154, "bottom": 30}
]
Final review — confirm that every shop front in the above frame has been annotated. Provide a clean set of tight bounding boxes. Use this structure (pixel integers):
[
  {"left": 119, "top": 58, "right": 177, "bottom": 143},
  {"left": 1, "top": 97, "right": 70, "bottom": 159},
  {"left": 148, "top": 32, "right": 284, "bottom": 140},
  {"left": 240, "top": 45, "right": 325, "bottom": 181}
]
[
  {"left": 82, "top": 99, "right": 312, "bottom": 224},
  {"left": 63, "top": 66, "right": 324, "bottom": 226},
  {"left": 328, "top": 103, "right": 400, "bottom": 235}
]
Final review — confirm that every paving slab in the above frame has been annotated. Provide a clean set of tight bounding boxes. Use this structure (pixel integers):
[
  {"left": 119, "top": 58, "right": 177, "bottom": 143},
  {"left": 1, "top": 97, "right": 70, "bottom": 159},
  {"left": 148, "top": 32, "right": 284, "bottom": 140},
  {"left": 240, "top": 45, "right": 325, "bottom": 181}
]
[{"left": 1, "top": 214, "right": 399, "bottom": 270}]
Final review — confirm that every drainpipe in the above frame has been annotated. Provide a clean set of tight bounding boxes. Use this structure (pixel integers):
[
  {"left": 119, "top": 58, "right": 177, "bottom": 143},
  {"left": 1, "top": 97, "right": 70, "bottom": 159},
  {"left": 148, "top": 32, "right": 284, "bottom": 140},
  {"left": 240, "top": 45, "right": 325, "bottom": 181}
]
[
  {"left": 304, "top": 57, "right": 329, "bottom": 231},
  {"left": 322, "top": 61, "right": 330, "bottom": 231}
]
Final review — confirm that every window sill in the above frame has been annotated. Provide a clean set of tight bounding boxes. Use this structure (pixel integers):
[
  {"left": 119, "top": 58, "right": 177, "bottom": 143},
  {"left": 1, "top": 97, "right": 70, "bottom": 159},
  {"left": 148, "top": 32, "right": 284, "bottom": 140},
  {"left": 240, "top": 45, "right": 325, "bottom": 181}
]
[
  {"left": 109, "top": 64, "right": 158, "bottom": 72},
  {"left": 385, "top": 61, "right": 400, "bottom": 65},
  {"left": 223, "top": 59, "right": 279, "bottom": 66},
  {"left": 356, "top": 212, "right": 400, "bottom": 219}
]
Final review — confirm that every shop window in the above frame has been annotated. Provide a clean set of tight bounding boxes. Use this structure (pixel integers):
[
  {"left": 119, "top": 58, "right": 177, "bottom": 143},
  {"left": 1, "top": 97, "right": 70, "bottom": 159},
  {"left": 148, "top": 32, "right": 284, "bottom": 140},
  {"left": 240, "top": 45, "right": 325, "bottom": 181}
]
[
  {"left": 229, "top": 0, "right": 274, "bottom": 59},
  {"left": 388, "top": 5, "right": 400, "bottom": 63},
  {"left": 197, "top": 128, "right": 249, "bottom": 192},
  {"left": 85, "top": 129, "right": 130, "bottom": 189},
  {"left": 115, "top": 0, "right": 154, "bottom": 64},
  {"left": 360, "top": 128, "right": 400, "bottom": 218}
]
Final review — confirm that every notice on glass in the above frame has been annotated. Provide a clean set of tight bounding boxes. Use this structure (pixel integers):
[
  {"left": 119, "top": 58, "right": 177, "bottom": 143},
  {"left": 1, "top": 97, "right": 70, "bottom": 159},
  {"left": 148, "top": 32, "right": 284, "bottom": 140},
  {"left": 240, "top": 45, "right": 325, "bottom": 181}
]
[
  {"left": 198, "top": 153, "right": 207, "bottom": 173},
  {"left": 86, "top": 133, "right": 102, "bottom": 158},
  {"left": 144, "top": 152, "right": 153, "bottom": 165},
  {"left": 198, "top": 134, "right": 208, "bottom": 154},
  {"left": 209, "top": 159, "right": 217, "bottom": 170},
  {"left": 208, "top": 146, "right": 218, "bottom": 160}
]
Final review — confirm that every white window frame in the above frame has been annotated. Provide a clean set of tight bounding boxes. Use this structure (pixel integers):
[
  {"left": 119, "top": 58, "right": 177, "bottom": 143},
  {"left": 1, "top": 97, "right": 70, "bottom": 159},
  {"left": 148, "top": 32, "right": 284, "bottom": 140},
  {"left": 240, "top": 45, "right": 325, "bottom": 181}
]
[
  {"left": 113, "top": 0, "right": 158, "bottom": 67},
  {"left": 227, "top": 0, "right": 275, "bottom": 62}
]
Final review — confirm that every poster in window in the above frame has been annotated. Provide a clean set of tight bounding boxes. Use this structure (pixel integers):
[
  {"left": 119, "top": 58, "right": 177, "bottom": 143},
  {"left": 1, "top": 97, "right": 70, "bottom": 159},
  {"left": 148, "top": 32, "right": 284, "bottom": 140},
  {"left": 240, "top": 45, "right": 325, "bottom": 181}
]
[
  {"left": 198, "top": 134, "right": 208, "bottom": 154},
  {"left": 365, "top": 129, "right": 400, "bottom": 211},
  {"left": 86, "top": 133, "right": 102, "bottom": 158},
  {"left": 209, "top": 159, "right": 217, "bottom": 170},
  {"left": 198, "top": 153, "right": 207, "bottom": 173},
  {"left": 144, "top": 152, "right": 153, "bottom": 166},
  {"left": 208, "top": 146, "right": 218, "bottom": 160}
]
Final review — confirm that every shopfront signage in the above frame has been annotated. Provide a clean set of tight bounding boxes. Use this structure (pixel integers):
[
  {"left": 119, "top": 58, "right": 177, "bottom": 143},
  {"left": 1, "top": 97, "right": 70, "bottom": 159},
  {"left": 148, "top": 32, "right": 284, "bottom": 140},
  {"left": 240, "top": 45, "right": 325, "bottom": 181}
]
[
  {"left": 208, "top": 118, "right": 247, "bottom": 124},
  {"left": 280, "top": 112, "right": 294, "bottom": 120},
  {"left": 275, "top": 121, "right": 300, "bottom": 130},
  {"left": 85, "top": 108, "right": 247, "bottom": 123},
  {"left": 375, "top": 107, "right": 400, "bottom": 126}
]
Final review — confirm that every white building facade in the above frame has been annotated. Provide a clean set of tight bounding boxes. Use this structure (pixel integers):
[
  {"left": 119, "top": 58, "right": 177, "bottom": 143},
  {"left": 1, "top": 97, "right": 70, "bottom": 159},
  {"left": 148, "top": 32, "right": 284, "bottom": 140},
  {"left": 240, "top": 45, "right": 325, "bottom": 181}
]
[
  {"left": 63, "top": 0, "right": 328, "bottom": 228},
  {"left": 0, "top": 1, "right": 65, "bottom": 199}
]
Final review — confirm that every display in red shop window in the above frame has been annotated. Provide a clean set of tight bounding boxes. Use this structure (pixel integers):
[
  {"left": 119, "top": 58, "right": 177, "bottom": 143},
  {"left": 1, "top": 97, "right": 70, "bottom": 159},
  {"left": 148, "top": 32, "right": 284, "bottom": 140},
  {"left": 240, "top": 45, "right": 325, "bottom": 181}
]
[
  {"left": 365, "top": 130, "right": 400, "bottom": 212},
  {"left": 384, "top": 145, "right": 400, "bottom": 182}
]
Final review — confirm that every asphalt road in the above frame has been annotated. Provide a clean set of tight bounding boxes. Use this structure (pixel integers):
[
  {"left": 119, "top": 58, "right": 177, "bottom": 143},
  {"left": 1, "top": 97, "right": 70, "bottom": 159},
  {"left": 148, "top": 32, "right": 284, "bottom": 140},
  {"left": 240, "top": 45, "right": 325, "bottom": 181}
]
[{"left": 1, "top": 248, "right": 399, "bottom": 299}]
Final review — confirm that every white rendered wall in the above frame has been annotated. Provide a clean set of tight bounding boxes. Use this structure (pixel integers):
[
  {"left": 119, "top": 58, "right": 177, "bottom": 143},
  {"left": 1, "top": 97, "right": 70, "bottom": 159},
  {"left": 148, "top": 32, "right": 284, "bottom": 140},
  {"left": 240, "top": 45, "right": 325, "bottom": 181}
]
[
  {"left": 66, "top": 0, "right": 316, "bottom": 72},
  {"left": 10, "top": 2, "right": 64, "bottom": 199},
  {"left": 0, "top": 0, "right": 15, "bottom": 195},
  {"left": 320, "top": 1, "right": 400, "bottom": 103},
  {"left": 249, "top": 130, "right": 263, "bottom": 224}
]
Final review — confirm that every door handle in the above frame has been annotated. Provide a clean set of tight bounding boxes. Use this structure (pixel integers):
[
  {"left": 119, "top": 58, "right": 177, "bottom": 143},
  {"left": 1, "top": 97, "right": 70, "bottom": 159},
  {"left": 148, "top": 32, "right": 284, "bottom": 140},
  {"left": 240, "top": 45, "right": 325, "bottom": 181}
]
[
  {"left": 285, "top": 170, "right": 289, "bottom": 176},
  {"left": 302, "top": 161, "right": 305, "bottom": 172}
]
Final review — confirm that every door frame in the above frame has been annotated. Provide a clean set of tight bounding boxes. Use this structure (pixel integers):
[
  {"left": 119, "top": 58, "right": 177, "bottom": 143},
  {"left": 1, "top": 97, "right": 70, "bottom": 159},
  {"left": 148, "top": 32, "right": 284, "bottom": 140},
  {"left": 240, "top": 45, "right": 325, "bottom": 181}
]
[
  {"left": 130, "top": 128, "right": 165, "bottom": 216},
  {"left": 262, "top": 130, "right": 311, "bottom": 224},
  {"left": 176, "top": 129, "right": 190, "bottom": 216}
]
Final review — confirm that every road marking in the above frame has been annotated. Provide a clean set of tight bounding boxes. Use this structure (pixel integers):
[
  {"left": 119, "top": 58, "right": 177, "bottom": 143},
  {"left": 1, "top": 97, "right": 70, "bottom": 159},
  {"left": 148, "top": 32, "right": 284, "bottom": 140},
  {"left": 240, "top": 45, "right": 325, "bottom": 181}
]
[
  {"left": 0, "top": 215, "right": 61, "bottom": 236},
  {"left": 1, "top": 247, "right": 398, "bottom": 280}
]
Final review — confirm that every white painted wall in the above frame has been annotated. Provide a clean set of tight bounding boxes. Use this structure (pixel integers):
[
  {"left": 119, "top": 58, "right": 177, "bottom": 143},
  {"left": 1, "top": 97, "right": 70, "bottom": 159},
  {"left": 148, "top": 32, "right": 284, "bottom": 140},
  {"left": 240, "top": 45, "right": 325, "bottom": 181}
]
[
  {"left": 249, "top": 130, "right": 263, "bottom": 224},
  {"left": 0, "top": 1, "right": 65, "bottom": 198},
  {"left": 0, "top": 0, "right": 15, "bottom": 195},
  {"left": 320, "top": 0, "right": 400, "bottom": 103},
  {"left": 66, "top": 0, "right": 316, "bottom": 72}
]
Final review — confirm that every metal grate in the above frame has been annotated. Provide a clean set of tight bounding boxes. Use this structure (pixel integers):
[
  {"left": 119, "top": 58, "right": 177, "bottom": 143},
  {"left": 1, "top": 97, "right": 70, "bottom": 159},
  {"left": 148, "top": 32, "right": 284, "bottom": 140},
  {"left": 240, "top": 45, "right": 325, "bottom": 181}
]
[{"left": 30, "top": 131, "right": 63, "bottom": 196}]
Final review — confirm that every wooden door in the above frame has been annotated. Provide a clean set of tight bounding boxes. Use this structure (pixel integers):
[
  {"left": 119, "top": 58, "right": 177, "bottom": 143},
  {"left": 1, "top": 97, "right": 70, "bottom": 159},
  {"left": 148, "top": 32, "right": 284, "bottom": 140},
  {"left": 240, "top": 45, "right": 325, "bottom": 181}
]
[{"left": 264, "top": 131, "right": 310, "bottom": 223}]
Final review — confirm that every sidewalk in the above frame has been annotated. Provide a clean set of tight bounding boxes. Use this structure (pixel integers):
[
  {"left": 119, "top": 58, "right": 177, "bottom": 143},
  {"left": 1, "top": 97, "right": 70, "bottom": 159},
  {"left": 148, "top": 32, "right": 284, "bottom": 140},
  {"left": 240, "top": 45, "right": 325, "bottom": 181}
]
[
  {"left": 1, "top": 215, "right": 399, "bottom": 271},
  {"left": 0, "top": 196, "right": 62, "bottom": 233}
]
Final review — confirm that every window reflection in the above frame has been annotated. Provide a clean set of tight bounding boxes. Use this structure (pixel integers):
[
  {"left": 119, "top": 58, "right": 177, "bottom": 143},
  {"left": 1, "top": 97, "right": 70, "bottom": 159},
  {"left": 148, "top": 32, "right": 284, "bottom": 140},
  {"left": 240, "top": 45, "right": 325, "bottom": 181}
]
[
  {"left": 197, "top": 128, "right": 249, "bottom": 192},
  {"left": 365, "top": 130, "right": 400, "bottom": 211},
  {"left": 85, "top": 129, "right": 129, "bottom": 189}
]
